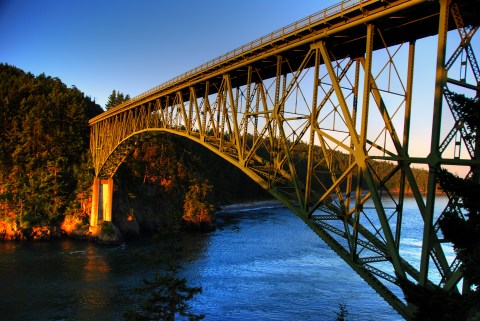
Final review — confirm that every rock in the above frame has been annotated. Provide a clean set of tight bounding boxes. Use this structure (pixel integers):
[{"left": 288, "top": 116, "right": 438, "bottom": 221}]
[{"left": 88, "top": 222, "right": 122, "bottom": 245}]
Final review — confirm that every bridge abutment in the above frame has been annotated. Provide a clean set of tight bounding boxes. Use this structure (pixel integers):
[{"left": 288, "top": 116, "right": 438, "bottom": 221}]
[{"left": 90, "top": 178, "right": 113, "bottom": 227}]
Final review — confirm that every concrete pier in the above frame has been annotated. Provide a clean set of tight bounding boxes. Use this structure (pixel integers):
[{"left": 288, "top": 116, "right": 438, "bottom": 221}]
[{"left": 90, "top": 178, "right": 113, "bottom": 227}]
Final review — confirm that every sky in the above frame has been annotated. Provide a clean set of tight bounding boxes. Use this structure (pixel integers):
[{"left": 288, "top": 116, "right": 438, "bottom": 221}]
[
  {"left": 0, "top": 0, "right": 340, "bottom": 107},
  {"left": 1, "top": 0, "right": 477, "bottom": 175}
]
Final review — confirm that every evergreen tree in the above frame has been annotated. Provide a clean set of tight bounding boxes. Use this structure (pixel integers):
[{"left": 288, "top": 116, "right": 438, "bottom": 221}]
[
  {"left": 105, "top": 89, "right": 130, "bottom": 110},
  {"left": 403, "top": 94, "right": 480, "bottom": 321},
  {"left": 0, "top": 63, "right": 102, "bottom": 232},
  {"left": 124, "top": 209, "right": 204, "bottom": 321},
  {"left": 438, "top": 170, "right": 480, "bottom": 286},
  {"left": 335, "top": 303, "right": 349, "bottom": 321}
]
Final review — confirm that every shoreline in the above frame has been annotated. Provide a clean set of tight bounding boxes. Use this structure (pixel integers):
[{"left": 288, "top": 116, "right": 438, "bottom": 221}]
[
  {"left": 218, "top": 199, "right": 282, "bottom": 212},
  {"left": 1, "top": 193, "right": 448, "bottom": 242}
]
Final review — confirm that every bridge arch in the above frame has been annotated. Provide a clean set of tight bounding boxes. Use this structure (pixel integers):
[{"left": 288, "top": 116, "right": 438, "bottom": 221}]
[
  {"left": 95, "top": 128, "right": 270, "bottom": 191},
  {"left": 88, "top": 1, "right": 480, "bottom": 319}
]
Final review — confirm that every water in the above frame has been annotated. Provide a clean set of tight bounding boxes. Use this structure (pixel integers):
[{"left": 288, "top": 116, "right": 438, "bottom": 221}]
[{"left": 0, "top": 198, "right": 449, "bottom": 321}]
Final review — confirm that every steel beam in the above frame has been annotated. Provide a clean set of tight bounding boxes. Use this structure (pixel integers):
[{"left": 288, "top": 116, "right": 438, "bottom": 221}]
[{"left": 88, "top": 1, "right": 480, "bottom": 319}]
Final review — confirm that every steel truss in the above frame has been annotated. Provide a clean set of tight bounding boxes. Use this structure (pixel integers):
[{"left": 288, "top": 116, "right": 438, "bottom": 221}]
[{"left": 89, "top": 0, "right": 479, "bottom": 319}]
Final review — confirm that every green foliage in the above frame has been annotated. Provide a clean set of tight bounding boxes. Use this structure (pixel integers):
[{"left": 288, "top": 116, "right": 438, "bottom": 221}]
[
  {"left": 402, "top": 281, "right": 471, "bottom": 321},
  {"left": 0, "top": 63, "right": 103, "bottom": 228},
  {"left": 449, "top": 93, "right": 479, "bottom": 142},
  {"left": 124, "top": 210, "right": 204, "bottom": 321},
  {"left": 112, "top": 132, "right": 270, "bottom": 231},
  {"left": 336, "top": 303, "right": 349, "bottom": 321},
  {"left": 183, "top": 179, "right": 215, "bottom": 226},
  {"left": 438, "top": 169, "right": 480, "bottom": 287},
  {"left": 105, "top": 90, "right": 130, "bottom": 110},
  {"left": 99, "top": 221, "right": 116, "bottom": 237},
  {"left": 403, "top": 94, "right": 480, "bottom": 321},
  {"left": 125, "top": 274, "right": 203, "bottom": 321},
  {"left": 436, "top": 93, "right": 480, "bottom": 293}
]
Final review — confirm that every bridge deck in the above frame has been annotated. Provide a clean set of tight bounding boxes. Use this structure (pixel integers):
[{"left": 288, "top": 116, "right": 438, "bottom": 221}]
[{"left": 89, "top": 0, "right": 478, "bottom": 125}]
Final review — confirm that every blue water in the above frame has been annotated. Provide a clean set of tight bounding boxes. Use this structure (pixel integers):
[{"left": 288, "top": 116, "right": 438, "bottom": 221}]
[{"left": 0, "top": 198, "right": 449, "bottom": 320}]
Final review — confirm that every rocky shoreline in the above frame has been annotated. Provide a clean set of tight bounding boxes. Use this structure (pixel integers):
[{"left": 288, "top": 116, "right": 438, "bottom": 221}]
[
  {"left": 0, "top": 199, "right": 278, "bottom": 244},
  {"left": 0, "top": 220, "right": 121, "bottom": 244}
]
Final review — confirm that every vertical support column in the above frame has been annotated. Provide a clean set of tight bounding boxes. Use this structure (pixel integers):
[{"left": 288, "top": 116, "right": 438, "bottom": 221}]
[
  {"left": 346, "top": 59, "right": 361, "bottom": 210},
  {"left": 354, "top": 23, "right": 374, "bottom": 223},
  {"left": 350, "top": 59, "right": 361, "bottom": 258},
  {"left": 420, "top": 0, "right": 450, "bottom": 286},
  {"left": 219, "top": 83, "right": 226, "bottom": 151},
  {"left": 177, "top": 91, "right": 188, "bottom": 133},
  {"left": 89, "top": 177, "right": 114, "bottom": 227},
  {"left": 254, "top": 83, "right": 260, "bottom": 141},
  {"left": 224, "top": 74, "right": 242, "bottom": 157},
  {"left": 305, "top": 45, "right": 321, "bottom": 210},
  {"left": 360, "top": 24, "right": 374, "bottom": 148},
  {"left": 273, "top": 55, "right": 283, "bottom": 167},
  {"left": 90, "top": 178, "right": 100, "bottom": 227},
  {"left": 191, "top": 87, "right": 203, "bottom": 138},
  {"left": 396, "top": 41, "right": 416, "bottom": 249},
  {"left": 203, "top": 82, "right": 210, "bottom": 138},
  {"left": 273, "top": 55, "right": 283, "bottom": 116},
  {"left": 188, "top": 88, "right": 195, "bottom": 134},
  {"left": 354, "top": 23, "right": 374, "bottom": 256},
  {"left": 242, "top": 66, "right": 253, "bottom": 161},
  {"left": 102, "top": 178, "right": 113, "bottom": 222}
]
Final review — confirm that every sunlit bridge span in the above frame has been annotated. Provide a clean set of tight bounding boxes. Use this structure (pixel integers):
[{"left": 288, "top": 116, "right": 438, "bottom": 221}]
[{"left": 88, "top": 0, "right": 480, "bottom": 319}]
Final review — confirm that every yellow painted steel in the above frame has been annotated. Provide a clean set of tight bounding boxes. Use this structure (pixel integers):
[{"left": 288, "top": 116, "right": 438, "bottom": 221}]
[{"left": 88, "top": 0, "right": 480, "bottom": 319}]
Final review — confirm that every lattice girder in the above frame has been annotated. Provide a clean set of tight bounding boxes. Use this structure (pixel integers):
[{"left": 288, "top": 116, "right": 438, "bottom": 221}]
[{"left": 89, "top": 1, "right": 480, "bottom": 319}]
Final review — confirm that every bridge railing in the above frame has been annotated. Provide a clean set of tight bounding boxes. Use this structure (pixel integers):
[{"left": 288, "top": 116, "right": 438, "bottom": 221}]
[{"left": 101, "top": 0, "right": 372, "bottom": 118}]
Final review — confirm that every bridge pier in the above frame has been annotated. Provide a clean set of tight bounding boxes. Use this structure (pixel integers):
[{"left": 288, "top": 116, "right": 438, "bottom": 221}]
[{"left": 90, "top": 178, "right": 113, "bottom": 227}]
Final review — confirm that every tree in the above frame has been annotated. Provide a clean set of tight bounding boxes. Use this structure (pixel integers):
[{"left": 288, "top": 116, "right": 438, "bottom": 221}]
[
  {"left": 105, "top": 89, "right": 130, "bottom": 110},
  {"left": 125, "top": 267, "right": 204, "bottom": 321},
  {"left": 438, "top": 170, "right": 480, "bottom": 285},
  {"left": 335, "top": 303, "right": 349, "bottom": 321},
  {"left": 124, "top": 208, "right": 204, "bottom": 321},
  {"left": 0, "top": 64, "right": 103, "bottom": 232},
  {"left": 403, "top": 94, "right": 480, "bottom": 321},
  {"left": 182, "top": 178, "right": 215, "bottom": 229}
]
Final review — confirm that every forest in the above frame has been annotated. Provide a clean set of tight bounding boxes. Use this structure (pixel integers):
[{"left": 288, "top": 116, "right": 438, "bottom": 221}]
[{"left": 0, "top": 64, "right": 102, "bottom": 239}]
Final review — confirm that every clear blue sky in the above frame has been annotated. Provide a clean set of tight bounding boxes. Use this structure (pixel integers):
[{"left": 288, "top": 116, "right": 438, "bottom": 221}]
[{"left": 1, "top": 0, "right": 339, "bottom": 108}]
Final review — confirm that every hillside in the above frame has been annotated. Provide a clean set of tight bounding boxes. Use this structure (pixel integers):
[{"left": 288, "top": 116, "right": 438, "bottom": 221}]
[{"left": 0, "top": 64, "right": 103, "bottom": 239}]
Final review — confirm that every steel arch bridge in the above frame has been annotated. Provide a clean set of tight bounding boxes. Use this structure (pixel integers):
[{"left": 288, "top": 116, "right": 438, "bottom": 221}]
[{"left": 88, "top": 0, "right": 480, "bottom": 319}]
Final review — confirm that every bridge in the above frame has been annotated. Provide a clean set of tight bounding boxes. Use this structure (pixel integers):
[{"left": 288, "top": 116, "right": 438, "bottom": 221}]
[{"left": 88, "top": 0, "right": 479, "bottom": 319}]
